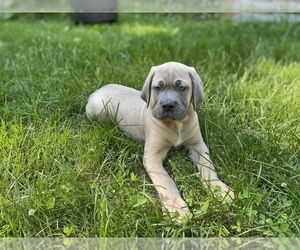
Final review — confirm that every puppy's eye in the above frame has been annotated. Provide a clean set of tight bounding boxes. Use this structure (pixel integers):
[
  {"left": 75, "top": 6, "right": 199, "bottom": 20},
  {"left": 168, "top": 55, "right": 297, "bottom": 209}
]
[
  {"left": 154, "top": 86, "right": 162, "bottom": 92},
  {"left": 178, "top": 86, "right": 186, "bottom": 91}
]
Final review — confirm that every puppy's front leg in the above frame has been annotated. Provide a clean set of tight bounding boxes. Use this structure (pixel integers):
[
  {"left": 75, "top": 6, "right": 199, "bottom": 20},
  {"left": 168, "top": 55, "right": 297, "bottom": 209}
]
[
  {"left": 143, "top": 144, "right": 190, "bottom": 219},
  {"left": 188, "top": 137, "right": 234, "bottom": 200}
]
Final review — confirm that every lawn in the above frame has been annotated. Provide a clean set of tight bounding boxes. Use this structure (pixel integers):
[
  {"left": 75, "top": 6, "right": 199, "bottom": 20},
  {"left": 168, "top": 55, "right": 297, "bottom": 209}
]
[{"left": 0, "top": 13, "right": 299, "bottom": 238}]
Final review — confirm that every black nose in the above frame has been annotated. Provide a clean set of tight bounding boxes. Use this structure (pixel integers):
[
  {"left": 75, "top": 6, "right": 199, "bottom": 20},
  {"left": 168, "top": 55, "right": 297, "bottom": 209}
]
[{"left": 161, "top": 99, "right": 177, "bottom": 112}]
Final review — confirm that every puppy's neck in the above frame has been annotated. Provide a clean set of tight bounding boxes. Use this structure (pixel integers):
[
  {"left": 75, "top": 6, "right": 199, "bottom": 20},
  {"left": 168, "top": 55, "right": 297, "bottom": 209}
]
[
  {"left": 158, "top": 120, "right": 184, "bottom": 147},
  {"left": 174, "top": 121, "right": 184, "bottom": 146},
  {"left": 152, "top": 107, "right": 197, "bottom": 147},
  {"left": 173, "top": 120, "right": 183, "bottom": 131}
]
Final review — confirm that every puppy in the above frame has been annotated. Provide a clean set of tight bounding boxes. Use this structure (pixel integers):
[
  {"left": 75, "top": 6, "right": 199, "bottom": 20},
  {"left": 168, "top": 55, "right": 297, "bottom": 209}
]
[{"left": 86, "top": 62, "right": 234, "bottom": 219}]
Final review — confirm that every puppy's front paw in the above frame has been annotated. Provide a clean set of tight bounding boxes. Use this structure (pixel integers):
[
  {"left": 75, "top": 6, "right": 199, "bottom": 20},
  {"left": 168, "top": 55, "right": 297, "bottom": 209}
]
[
  {"left": 163, "top": 198, "right": 191, "bottom": 222},
  {"left": 213, "top": 182, "right": 234, "bottom": 202},
  {"left": 221, "top": 189, "right": 234, "bottom": 202}
]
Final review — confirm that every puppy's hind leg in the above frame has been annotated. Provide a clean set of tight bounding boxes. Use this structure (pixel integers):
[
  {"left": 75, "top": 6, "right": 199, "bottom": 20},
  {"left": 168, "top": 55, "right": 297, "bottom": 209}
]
[{"left": 85, "top": 89, "right": 116, "bottom": 124}]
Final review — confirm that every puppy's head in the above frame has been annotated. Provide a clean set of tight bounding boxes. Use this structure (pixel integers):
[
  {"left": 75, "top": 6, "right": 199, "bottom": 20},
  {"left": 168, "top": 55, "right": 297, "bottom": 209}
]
[{"left": 141, "top": 62, "right": 204, "bottom": 121}]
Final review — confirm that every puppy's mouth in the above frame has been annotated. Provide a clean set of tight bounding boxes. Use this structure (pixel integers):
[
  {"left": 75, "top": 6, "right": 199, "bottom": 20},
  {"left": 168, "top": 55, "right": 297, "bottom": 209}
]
[{"left": 152, "top": 109, "right": 187, "bottom": 121}]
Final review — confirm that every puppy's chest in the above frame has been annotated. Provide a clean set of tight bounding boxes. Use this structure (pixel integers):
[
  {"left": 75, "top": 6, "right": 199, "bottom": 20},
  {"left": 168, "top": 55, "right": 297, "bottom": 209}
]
[{"left": 172, "top": 122, "right": 184, "bottom": 147}]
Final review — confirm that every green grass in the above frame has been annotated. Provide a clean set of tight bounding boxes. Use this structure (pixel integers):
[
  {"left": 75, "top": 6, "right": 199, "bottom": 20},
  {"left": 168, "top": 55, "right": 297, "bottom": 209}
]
[{"left": 0, "top": 13, "right": 299, "bottom": 237}]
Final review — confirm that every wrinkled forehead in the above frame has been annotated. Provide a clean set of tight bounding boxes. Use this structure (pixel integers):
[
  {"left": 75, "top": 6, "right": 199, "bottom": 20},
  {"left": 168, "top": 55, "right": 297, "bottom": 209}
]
[{"left": 153, "top": 64, "right": 191, "bottom": 82}]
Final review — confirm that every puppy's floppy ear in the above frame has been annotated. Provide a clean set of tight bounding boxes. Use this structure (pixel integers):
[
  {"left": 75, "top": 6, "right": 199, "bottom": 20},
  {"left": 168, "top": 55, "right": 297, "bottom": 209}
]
[
  {"left": 141, "top": 66, "right": 156, "bottom": 108},
  {"left": 188, "top": 67, "right": 205, "bottom": 111}
]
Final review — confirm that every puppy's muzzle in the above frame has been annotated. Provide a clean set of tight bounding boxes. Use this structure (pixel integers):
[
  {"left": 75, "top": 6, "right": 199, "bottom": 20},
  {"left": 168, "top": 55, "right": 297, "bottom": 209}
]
[{"left": 152, "top": 97, "right": 187, "bottom": 121}]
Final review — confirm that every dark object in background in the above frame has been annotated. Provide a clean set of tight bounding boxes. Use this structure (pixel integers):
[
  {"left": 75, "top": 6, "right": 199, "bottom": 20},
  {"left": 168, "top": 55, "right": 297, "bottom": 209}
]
[
  {"left": 70, "top": 0, "right": 118, "bottom": 24},
  {"left": 70, "top": 13, "right": 117, "bottom": 24}
]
